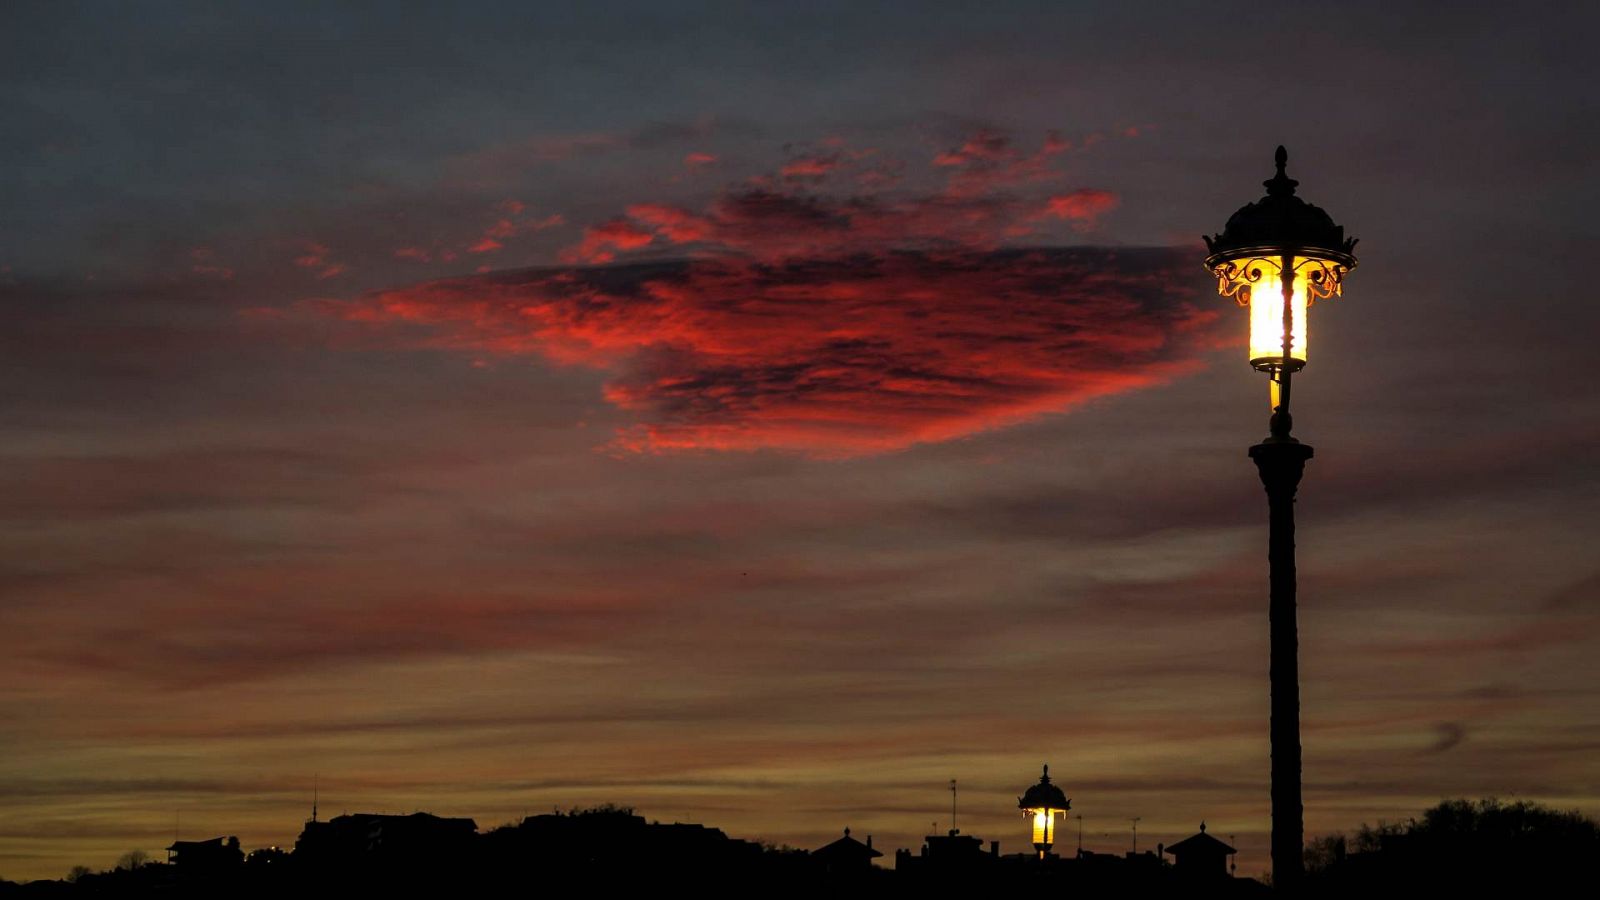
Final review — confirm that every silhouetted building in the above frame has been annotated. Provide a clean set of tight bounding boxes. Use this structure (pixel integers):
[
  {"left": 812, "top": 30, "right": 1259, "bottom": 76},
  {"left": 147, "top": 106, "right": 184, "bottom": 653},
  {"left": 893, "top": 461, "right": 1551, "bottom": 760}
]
[
  {"left": 295, "top": 812, "right": 477, "bottom": 866},
  {"left": 812, "top": 827, "right": 881, "bottom": 875},
  {"left": 899, "top": 829, "right": 994, "bottom": 869},
  {"left": 166, "top": 835, "right": 242, "bottom": 871},
  {"left": 1166, "top": 822, "right": 1235, "bottom": 878},
  {"left": 245, "top": 846, "right": 289, "bottom": 868}
]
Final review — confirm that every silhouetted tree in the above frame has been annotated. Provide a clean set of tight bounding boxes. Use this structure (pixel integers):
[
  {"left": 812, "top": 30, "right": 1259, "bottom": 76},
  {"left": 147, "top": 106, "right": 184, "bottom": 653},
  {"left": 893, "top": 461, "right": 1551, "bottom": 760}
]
[
  {"left": 565, "top": 802, "right": 634, "bottom": 817},
  {"left": 1307, "top": 798, "right": 1600, "bottom": 895},
  {"left": 114, "top": 849, "right": 149, "bottom": 871},
  {"left": 1302, "top": 833, "right": 1345, "bottom": 873},
  {"left": 1349, "top": 819, "right": 1406, "bottom": 854}
]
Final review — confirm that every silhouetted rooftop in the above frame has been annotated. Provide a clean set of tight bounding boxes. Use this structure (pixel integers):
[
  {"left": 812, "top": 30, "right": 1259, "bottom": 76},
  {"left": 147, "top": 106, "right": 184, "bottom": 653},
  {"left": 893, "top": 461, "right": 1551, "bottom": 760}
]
[
  {"left": 1167, "top": 823, "right": 1235, "bottom": 856},
  {"left": 813, "top": 827, "right": 881, "bottom": 860}
]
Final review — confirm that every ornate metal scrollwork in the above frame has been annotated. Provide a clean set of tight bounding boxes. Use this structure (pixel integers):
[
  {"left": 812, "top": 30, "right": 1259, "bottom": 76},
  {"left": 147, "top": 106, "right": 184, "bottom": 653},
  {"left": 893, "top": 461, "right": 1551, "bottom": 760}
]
[
  {"left": 1214, "top": 257, "right": 1281, "bottom": 308},
  {"left": 1293, "top": 257, "right": 1347, "bottom": 304},
  {"left": 1212, "top": 255, "right": 1347, "bottom": 307}
]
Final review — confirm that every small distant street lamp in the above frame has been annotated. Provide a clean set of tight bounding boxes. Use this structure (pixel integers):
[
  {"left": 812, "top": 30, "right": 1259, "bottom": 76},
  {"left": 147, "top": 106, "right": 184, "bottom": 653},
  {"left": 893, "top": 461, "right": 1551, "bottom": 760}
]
[
  {"left": 1204, "top": 147, "right": 1358, "bottom": 892},
  {"left": 1018, "top": 765, "right": 1071, "bottom": 859}
]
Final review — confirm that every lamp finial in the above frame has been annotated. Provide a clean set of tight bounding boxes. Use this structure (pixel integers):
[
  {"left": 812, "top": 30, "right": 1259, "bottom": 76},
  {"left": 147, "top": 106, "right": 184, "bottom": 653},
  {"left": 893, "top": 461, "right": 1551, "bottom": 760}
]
[{"left": 1265, "top": 145, "right": 1298, "bottom": 196}]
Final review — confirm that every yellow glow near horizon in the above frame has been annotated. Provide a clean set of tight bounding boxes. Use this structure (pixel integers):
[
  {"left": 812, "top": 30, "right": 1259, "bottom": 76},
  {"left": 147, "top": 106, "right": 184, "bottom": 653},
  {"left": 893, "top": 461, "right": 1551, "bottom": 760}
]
[{"left": 1245, "top": 258, "right": 1308, "bottom": 368}]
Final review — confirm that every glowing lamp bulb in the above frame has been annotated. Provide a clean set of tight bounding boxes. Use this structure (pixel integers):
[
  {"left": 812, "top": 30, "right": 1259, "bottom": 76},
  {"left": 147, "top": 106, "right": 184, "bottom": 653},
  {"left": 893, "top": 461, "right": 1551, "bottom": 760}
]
[
  {"left": 1028, "top": 807, "right": 1062, "bottom": 851},
  {"left": 1245, "top": 259, "right": 1309, "bottom": 370}
]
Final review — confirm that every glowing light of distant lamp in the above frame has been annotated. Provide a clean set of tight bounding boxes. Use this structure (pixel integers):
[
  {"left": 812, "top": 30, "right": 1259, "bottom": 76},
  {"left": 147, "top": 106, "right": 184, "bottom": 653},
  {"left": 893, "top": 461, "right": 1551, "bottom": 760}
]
[{"left": 1017, "top": 765, "right": 1071, "bottom": 859}]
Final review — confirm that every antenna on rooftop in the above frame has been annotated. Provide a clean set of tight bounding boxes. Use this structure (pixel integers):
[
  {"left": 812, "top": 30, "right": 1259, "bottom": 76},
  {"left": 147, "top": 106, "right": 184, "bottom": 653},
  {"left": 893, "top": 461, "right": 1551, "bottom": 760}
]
[{"left": 950, "top": 779, "right": 958, "bottom": 835}]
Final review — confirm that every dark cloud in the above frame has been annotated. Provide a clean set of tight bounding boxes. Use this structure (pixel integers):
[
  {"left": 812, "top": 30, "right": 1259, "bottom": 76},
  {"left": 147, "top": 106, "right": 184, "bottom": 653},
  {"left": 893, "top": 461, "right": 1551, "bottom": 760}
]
[
  {"left": 1426, "top": 722, "right": 1467, "bottom": 754},
  {"left": 1369, "top": 619, "right": 1597, "bottom": 660},
  {"left": 30, "top": 590, "right": 656, "bottom": 690},
  {"left": 1544, "top": 571, "right": 1600, "bottom": 612},
  {"left": 626, "top": 116, "right": 764, "bottom": 150},
  {"left": 906, "top": 413, "right": 1600, "bottom": 542},
  {"left": 0, "top": 448, "right": 366, "bottom": 520},
  {"left": 444, "top": 117, "right": 763, "bottom": 181}
]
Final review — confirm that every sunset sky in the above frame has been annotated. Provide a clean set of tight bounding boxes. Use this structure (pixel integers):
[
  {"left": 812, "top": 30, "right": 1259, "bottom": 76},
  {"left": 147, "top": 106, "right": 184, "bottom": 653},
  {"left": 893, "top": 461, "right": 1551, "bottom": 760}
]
[{"left": 2, "top": 1, "right": 1597, "bottom": 882}]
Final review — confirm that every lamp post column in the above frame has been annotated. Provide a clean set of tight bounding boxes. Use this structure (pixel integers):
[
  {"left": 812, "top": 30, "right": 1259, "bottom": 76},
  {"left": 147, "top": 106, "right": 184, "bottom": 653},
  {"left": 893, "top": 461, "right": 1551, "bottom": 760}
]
[
  {"left": 1208, "top": 146, "right": 1356, "bottom": 894},
  {"left": 1250, "top": 436, "right": 1312, "bottom": 892}
]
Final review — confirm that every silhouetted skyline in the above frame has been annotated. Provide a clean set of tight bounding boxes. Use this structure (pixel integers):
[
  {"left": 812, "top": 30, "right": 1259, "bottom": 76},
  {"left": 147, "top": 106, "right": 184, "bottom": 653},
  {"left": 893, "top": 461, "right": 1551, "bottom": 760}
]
[
  {"left": 2, "top": 0, "right": 1596, "bottom": 883},
  {"left": 10, "top": 795, "right": 1597, "bottom": 895}
]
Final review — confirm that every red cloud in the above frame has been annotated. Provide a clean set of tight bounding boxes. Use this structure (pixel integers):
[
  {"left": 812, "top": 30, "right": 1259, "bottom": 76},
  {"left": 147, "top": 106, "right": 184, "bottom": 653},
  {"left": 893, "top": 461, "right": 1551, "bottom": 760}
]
[
  {"left": 189, "top": 247, "right": 234, "bottom": 280},
  {"left": 684, "top": 151, "right": 718, "bottom": 168},
  {"left": 474, "top": 208, "right": 564, "bottom": 252},
  {"left": 563, "top": 130, "right": 1100, "bottom": 264},
  {"left": 293, "top": 242, "right": 347, "bottom": 279},
  {"left": 568, "top": 218, "right": 658, "bottom": 264},
  {"left": 780, "top": 152, "right": 843, "bottom": 181},
  {"left": 1038, "top": 189, "right": 1121, "bottom": 226},
  {"left": 302, "top": 130, "right": 1202, "bottom": 456},
  {"left": 392, "top": 208, "right": 567, "bottom": 261},
  {"left": 564, "top": 180, "right": 1112, "bottom": 264},
  {"left": 314, "top": 248, "right": 1215, "bottom": 456},
  {"left": 931, "top": 130, "right": 1065, "bottom": 198},
  {"left": 933, "top": 130, "right": 1014, "bottom": 166},
  {"left": 626, "top": 204, "right": 714, "bottom": 244}
]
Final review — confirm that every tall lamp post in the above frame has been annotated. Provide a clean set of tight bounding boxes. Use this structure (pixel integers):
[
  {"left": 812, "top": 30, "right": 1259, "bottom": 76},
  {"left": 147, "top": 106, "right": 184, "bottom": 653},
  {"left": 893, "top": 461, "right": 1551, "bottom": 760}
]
[{"left": 1203, "top": 147, "right": 1357, "bottom": 892}]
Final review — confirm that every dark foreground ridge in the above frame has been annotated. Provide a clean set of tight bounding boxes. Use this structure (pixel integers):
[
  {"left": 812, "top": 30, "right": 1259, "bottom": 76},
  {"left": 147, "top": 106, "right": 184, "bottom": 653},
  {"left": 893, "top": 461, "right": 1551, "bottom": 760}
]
[{"left": 2, "top": 797, "right": 1594, "bottom": 897}]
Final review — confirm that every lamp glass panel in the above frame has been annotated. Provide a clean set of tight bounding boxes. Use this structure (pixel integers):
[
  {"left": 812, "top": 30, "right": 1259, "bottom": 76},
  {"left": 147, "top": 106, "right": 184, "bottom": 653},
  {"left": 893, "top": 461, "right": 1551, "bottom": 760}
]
[
  {"left": 1031, "top": 809, "right": 1056, "bottom": 847},
  {"left": 1244, "top": 257, "right": 1309, "bottom": 367}
]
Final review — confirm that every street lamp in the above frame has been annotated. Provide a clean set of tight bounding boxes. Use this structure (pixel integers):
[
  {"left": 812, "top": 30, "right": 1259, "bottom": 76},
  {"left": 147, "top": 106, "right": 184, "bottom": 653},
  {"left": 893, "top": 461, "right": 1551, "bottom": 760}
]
[
  {"left": 1017, "top": 765, "right": 1070, "bottom": 859},
  {"left": 1203, "top": 146, "right": 1358, "bottom": 892}
]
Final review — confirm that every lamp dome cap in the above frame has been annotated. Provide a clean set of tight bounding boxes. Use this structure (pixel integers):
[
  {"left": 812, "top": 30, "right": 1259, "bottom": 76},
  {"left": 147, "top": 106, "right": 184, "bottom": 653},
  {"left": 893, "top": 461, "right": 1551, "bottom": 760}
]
[
  {"left": 1204, "top": 146, "right": 1357, "bottom": 269},
  {"left": 1018, "top": 765, "right": 1070, "bottom": 810}
]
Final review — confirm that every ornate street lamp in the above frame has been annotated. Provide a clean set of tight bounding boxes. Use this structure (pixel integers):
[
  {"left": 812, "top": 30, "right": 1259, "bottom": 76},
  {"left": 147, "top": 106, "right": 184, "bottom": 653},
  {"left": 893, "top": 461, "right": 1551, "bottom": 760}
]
[
  {"left": 1017, "top": 765, "right": 1071, "bottom": 859},
  {"left": 1203, "top": 146, "right": 1357, "bottom": 892}
]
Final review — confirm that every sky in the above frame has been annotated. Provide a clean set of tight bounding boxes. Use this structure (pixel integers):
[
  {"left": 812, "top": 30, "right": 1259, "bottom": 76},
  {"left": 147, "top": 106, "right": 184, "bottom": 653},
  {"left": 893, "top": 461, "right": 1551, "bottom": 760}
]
[{"left": 2, "top": 0, "right": 1598, "bottom": 882}]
